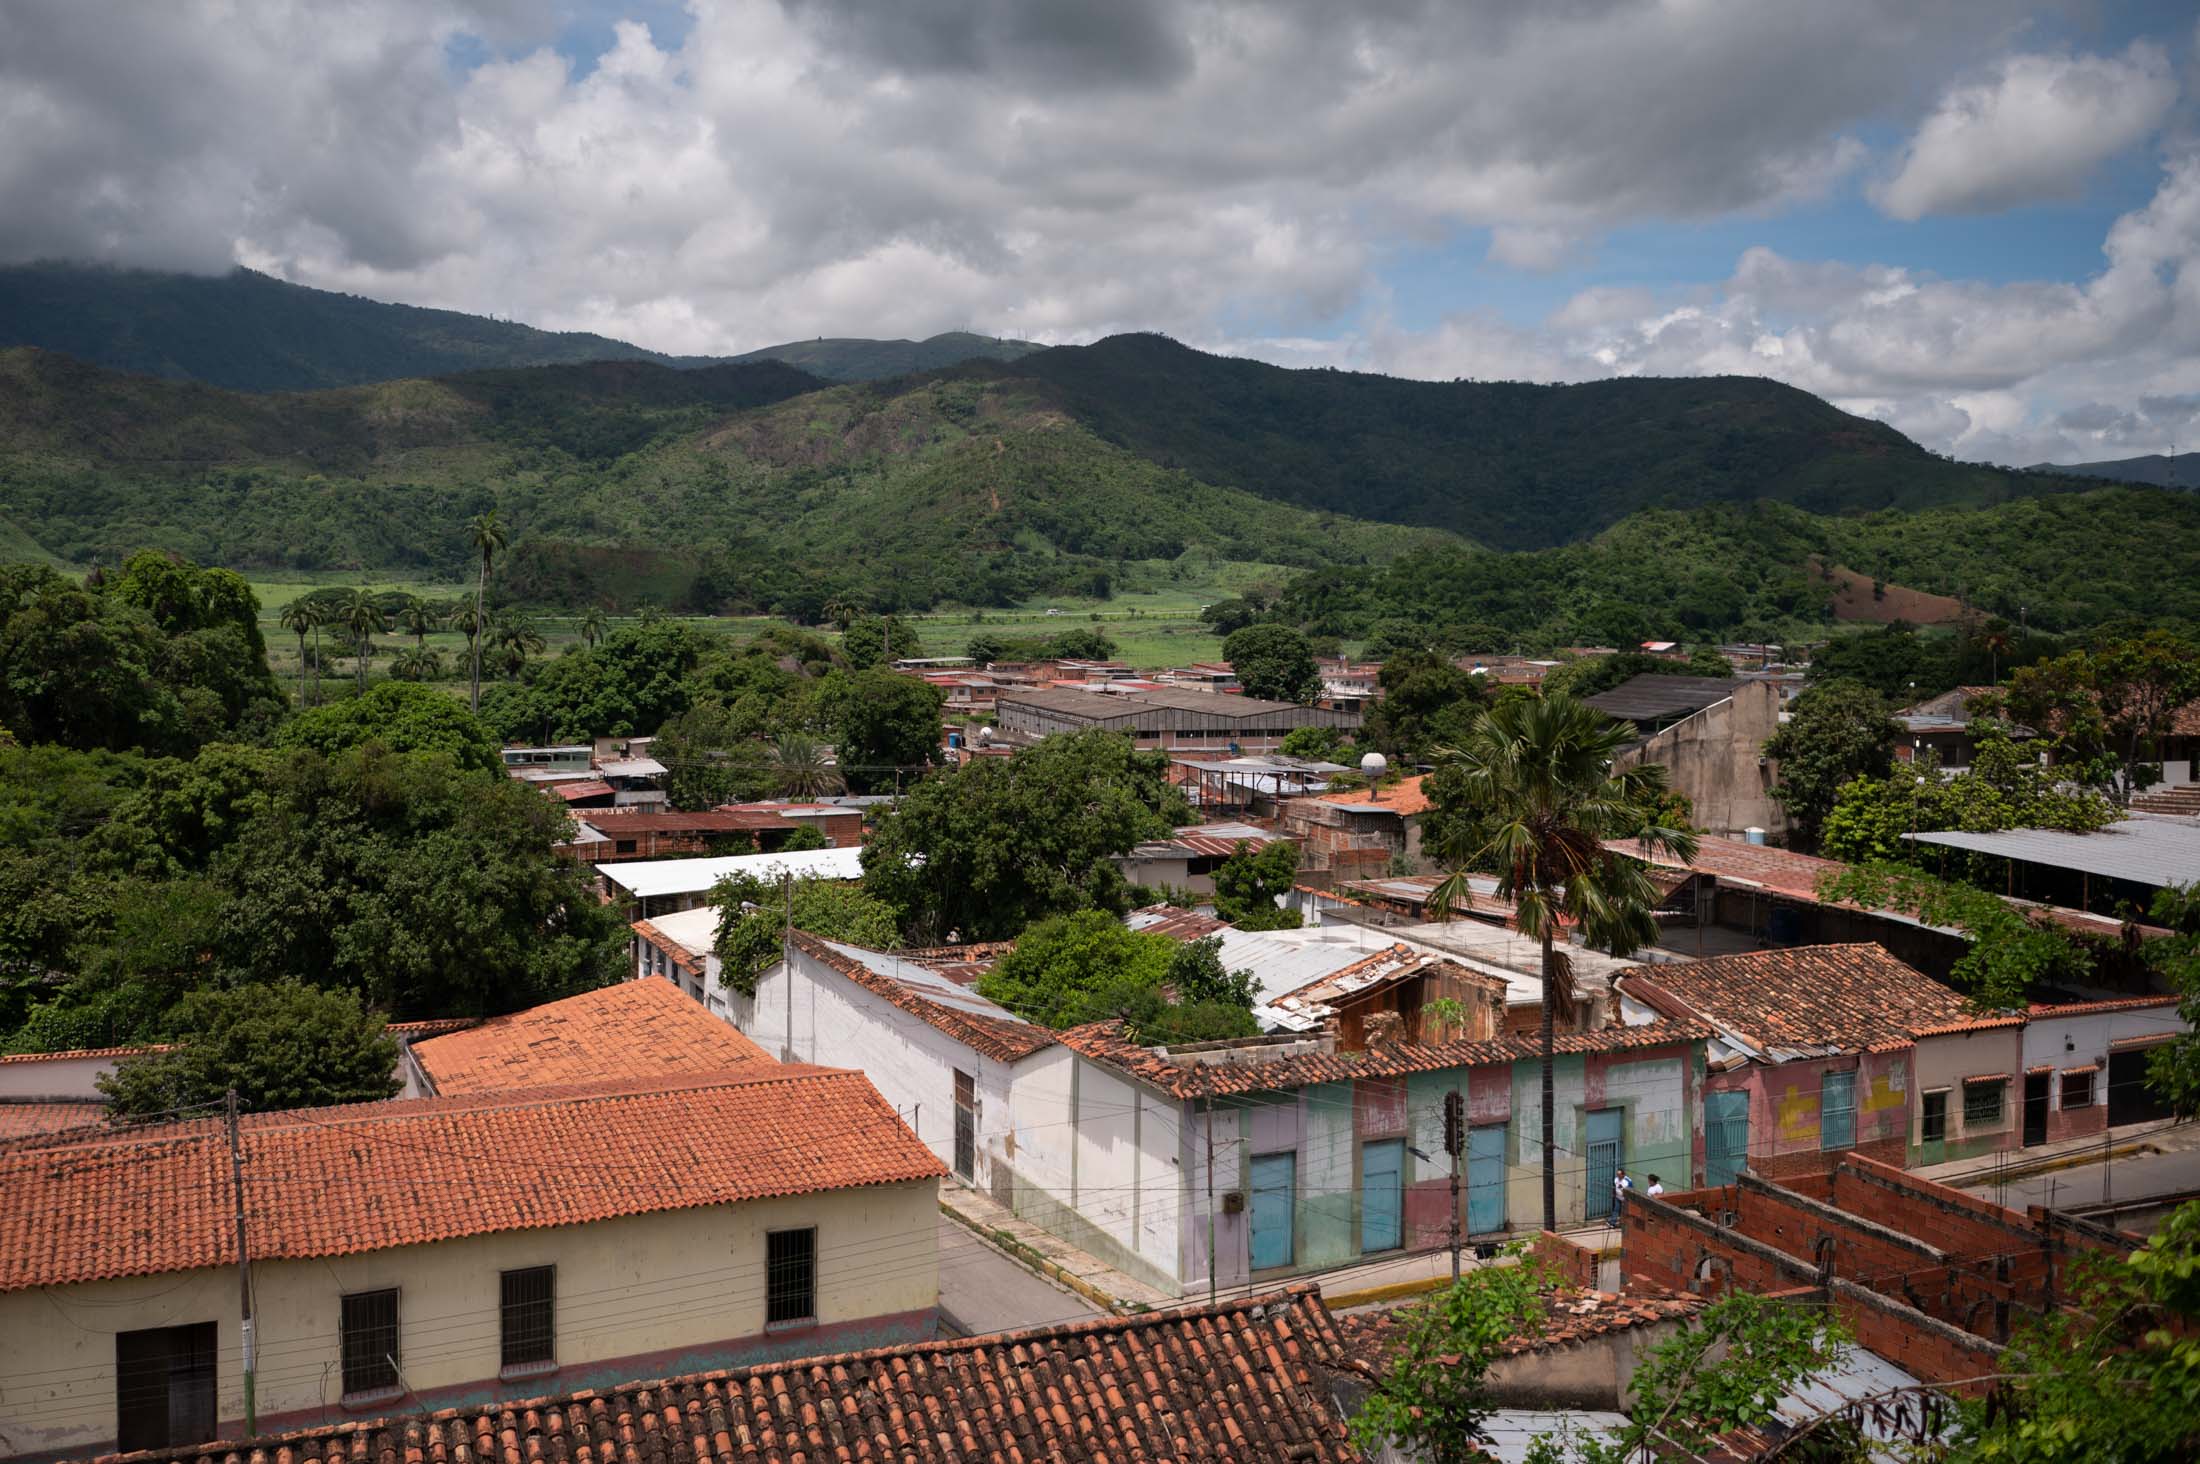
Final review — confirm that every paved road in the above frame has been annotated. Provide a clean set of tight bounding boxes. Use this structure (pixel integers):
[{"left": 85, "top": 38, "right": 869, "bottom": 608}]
[
  {"left": 935, "top": 1215, "right": 1106, "bottom": 1337},
  {"left": 1956, "top": 1133, "right": 2200, "bottom": 1232}
]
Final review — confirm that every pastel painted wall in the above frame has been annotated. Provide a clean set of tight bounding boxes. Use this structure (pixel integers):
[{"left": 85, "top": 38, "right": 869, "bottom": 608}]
[
  {"left": 2020, "top": 1002, "right": 2187, "bottom": 1143},
  {"left": 1711, "top": 1049, "right": 1910, "bottom": 1178},
  {"left": 0, "top": 1186, "right": 939, "bottom": 1462},
  {"left": 1910, "top": 1027, "right": 2023, "bottom": 1164}
]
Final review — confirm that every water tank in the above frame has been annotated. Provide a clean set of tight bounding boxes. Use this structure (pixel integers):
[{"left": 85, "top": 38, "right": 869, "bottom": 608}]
[
  {"left": 977, "top": 726, "right": 994, "bottom": 744},
  {"left": 1744, "top": 827, "right": 1766, "bottom": 846},
  {"left": 1360, "top": 751, "right": 1388, "bottom": 781}
]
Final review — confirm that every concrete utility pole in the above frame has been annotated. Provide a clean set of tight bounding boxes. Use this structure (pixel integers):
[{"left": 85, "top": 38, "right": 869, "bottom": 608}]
[
  {"left": 224, "top": 1088, "right": 256, "bottom": 1436},
  {"left": 1205, "top": 1095, "right": 1219, "bottom": 1306},
  {"left": 1444, "top": 1089, "right": 1466, "bottom": 1283}
]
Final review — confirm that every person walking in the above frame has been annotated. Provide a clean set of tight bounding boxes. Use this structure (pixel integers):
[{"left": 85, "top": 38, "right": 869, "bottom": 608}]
[{"left": 1609, "top": 1167, "right": 1631, "bottom": 1228}]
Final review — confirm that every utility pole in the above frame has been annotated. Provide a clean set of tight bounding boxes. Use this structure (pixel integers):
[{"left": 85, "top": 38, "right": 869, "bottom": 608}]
[
  {"left": 782, "top": 872, "right": 794, "bottom": 1061},
  {"left": 1443, "top": 1090, "right": 1466, "bottom": 1282},
  {"left": 1205, "top": 1095, "right": 1218, "bottom": 1306},
  {"left": 224, "top": 1088, "right": 256, "bottom": 1437}
]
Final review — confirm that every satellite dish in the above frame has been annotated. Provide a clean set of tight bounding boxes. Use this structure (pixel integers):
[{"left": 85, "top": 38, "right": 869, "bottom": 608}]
[{"left": 1359, "top": 752, "right": 1388, "bottom": 780}]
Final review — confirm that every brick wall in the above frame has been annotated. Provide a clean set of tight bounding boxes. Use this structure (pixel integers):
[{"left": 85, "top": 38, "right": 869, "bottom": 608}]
[{"left": 1527, "top": 1230, "right": 1600, "bottom": 1290}]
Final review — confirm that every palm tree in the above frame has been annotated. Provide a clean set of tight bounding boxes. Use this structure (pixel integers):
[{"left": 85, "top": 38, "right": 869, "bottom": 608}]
[
  {"left": 823, "top": 598, "right": 858, "bottom": 633},
  {"left": 1979, "top": 617, "right": 2014, "bottom": 686},
  {"left": 398, "top": 595, "right": 441, "bottom": 649},
  {"left": 771, "top": 733, "right": 844, "bottom": 799},
  {"left": 1425, "top": 694, "right": 1698, "bottom": 1231},
  {"left": 466, "top": 511, "right": 508, "bottom": 714},
  {"left": 341, "top": 588, "right": 392, "bottom": 693},
  {"left": 390, "top": 646, "right": 442, "bottom": 681},
  {"left": 579, "top": 606, "right": 609, "bottom": 649},
  {"left": 490, "top": 610, "right": 545, "bottom": 679},
  {"left": 278, "top": 599, "right": 317, "bottom": 708}
]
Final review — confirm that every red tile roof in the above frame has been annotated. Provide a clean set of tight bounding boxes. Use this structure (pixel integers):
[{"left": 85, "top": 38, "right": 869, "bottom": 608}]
[
  {"left": 1618, "top": 943, "right": 1981, "bottom": 1057},
  {"left": 0, "top": 1101, "right": 109, "bottom": 1140},
  {"left": 0, "top": 1068, "right": 942, "bottom": 1295},
  {"left": 88, "top": 1285, "right": 1360, "bottom": 1464},
  {"left": 792, "top": 931, "right": 1055, "bottom": 1063},
  {"left": 0, "top": 1044, "right": 167, "bottom": 1065},
  {"left": 410, "top": 979, "right": 772, "bottom": 1095},
  {"left": 1056, "top": 1018, "right": 1707, "bottom": 1100},
  {"left": 633, "top": 917, "right": 708, "bottom": 975},
  {"left": 384, "top": 1018, "right": 478, "bottom": 1039},
  {"left": 548, "top": 779, "right": 615, "bottom": 802},
  {"left": 2025, "top": 994, "right": 2183, "bottom": 1017}
]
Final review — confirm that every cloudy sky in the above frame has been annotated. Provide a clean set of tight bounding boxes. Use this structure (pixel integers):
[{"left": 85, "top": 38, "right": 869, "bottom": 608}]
[{"left": 3, "top": 1, "right": 2197, "bottom": 466}]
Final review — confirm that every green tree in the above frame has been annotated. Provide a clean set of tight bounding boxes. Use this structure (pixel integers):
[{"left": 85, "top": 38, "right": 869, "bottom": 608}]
[
  {"left": 275, "top": 681, "right": 504, "bottom": 776},
  {"left": 390, "top": 646, "right": 442, "bottom": 682},
  {"left": 1537, "top": 651, "right": 1671, "bottom": 700},
  {"left": 1211, "top": 840, "right": 1303, "bottom": 929},
  {"left": 2142, "top": 884, "right": 2200, "bottom": 1117},
  {"left": 398, "top": 594, "right": 440, "bottom": 649},
  {"left": 863, "top": 730, "right": 1189, "bottom": 942},
  {"left": 1955, "top": 1197, "right": 2200, "bottom": 1462},
  {"left": 818, "top": 667, "right": 944, "bottom": 793},
  {"left": 1425, "top": 695, "right": 1697, "bottom": 1229},
  {"left": 1684, "top": 645, "right": 1736, "bottom": 677},
  {"left": 840, "top": 614, "right": 922, "bottom": 670},
  {"left": 1222, "top": 623, "right": 1322, "bottom": 704},
  {"left": 476, "top": 621, "right": 704, "bottom": 743},
  {"left": 341, "top": 586, "right": 391, "bottom": 692},
  {"left": 1278, "top": 725, "right": 1348, "bottom": 761},
  {"left": 1763, "top": 678, "right": 1902, "bottom": 846},
  {"left": 1819, "top": 727, "right": 2118, "bottom": 866},
  {"left": 777, "top": 823, "right": 831, "bottom": 852},
  {"left": 975, "top": 912, "right": 1258, "bottom": 1042},
  {"left": 467, "top": 509, "right": 508, "bottom": 713},
  {"left": 278, "top": 597, "right": 318, "bottom": 709},
  {"left": 1806, "top": 622, "right": 1952, "bottom": 702},
  {"left": 653, "top": 702, "right": 775, "bottom": 811},
  {"left": 771, "top": 733, "right": 845, "bottom": 799},
  {"left": 711, "top": 875, "right": 902, "bottom": 997},
  {"left": 490, "top": 609, "right": 545, "bottom": 679},
  {"left": 1359, "top": 649, "right": 1485, "bottom": 760},
  {"left": 965, "top": 632, "right": 1006, "bottom": 666},
  {"left": 579, "top": 606, "right": 610, "bottom": 648},
  {"left": 97, "top": 982, "right": 399, "bottom": 1118},
  {"left": 1819, "top": 863, "right": 2090, "bottom": 1010}
]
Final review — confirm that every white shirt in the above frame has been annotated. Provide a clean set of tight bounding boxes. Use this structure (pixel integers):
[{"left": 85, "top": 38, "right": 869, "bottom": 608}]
[{"left": 1647, "top": 1181, "right": 1665, "bottom": 1198}]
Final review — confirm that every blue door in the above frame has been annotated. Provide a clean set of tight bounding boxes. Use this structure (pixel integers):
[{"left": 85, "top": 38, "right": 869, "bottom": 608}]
[
  {"left": 1706, "top": 1090, "right": 1750, "bottom": 1187},
  {"left": 1467, "top": 1123, "right": 1507, "bottom": 1234},
  {"left": 1360, "top": 1140, "right": 1404, "bottom": 1253},
  {"left": 1820, "top": 1071, "right": 1856, "bottom": 1152},
  {"left": 1250, "top": 1152, "right": 1297, "bottom": 1271},
  {"left": 1584, "top": 1108, "right": 1624, "bottom": 1220}
]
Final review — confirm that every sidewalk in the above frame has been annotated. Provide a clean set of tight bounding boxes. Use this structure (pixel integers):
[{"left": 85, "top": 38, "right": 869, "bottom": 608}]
[
  {"left": 1912, "top": 1116, "right": 2193, "bottom": 1192},
  {"left": 940, "top": 1178, "right": 1624, "bottom": 1315}
]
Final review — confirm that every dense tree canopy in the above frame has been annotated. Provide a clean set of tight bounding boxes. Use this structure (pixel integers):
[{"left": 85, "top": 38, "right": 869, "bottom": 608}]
[
  {"left": 98, "top": 982, "right": 400, "bottom": 1118},
  {"left": 1357, "top": 649, "right": 1485, "bottom": 761},
  {"left": 1820, "top": 728, "right": 2118, "bottom": 867},
  {"left": 1211, "top": 840, "right": 1303, "bottom": 930},
  {"left": 976, "top": 914, "right": 1257, "bottom": 1043},
  {"left": 817, "top": 667, "right": 945, "bottom": 793},
  {"left": 1222, "top": 623, "right": 1321, "bottom": 704},
  {"left": 861, "top": 730, "right": 1189, "bottom": 943},
  {"left": 276, "top": 681, "right": 504, "bottom": 774},
  {"left": 712, "top": 874, "right": 902, "bottom": 998},
  {"left": 1763, "top": 678, "right": 1901, "bottom": 845},
  {"left": 476, "top": 620, "right": 704, "bottom": 743}
]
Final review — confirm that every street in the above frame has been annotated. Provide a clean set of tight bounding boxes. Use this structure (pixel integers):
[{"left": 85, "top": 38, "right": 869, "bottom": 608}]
[
  {"left": 1953, "top": 1127, "right": 2200, "bottom": 1233},
  {"left": 934, "top": 1215, "right": 1108, "bottom": 1337}
]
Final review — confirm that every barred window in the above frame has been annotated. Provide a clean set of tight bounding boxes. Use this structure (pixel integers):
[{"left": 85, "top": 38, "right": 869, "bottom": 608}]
[
  {"left": 766, "top": 1228, "right": 816, "bottom": 1325},
  {"left": 1963, "top": 1079, "right": 2006, "bottom": 1129},
  {"left": 499, "top": 1267, "right": 555, "bottom": 1370},
  {"left": 339, "top": 1290, "right": 399, "bottom": 1397}
]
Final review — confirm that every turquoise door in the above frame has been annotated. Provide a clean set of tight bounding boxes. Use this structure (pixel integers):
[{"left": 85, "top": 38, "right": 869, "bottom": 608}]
[
  {"left": 1467, "top": 1123, "right": 1507, "bottom": 1234},
  {"left": 1706, "top": 1090, "right": 1750, "bottom": 1187},
  {"left": 1360, "top": 1140, "right": 1404, "bottom": 1253},
  {"left": 1250, "top": 1152, "right": 1297, "bottom": 1271},
  {"left": 1584, "top": 1108, "right": 1624, "bottom": 1219}
]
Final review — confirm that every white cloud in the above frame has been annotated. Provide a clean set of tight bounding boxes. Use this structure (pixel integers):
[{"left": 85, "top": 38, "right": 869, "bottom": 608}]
[{"left": 1873, "top": 43, "right": 2178, "bottom": 220}]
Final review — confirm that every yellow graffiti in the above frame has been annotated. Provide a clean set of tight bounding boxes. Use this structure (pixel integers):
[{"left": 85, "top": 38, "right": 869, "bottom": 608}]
[
  {"left": 1862, "top": 1075, "right": 1904, "bottom": 1114},
  {"left": 1774, "top": 1087, "right": 1820, "bottom": 1142}
]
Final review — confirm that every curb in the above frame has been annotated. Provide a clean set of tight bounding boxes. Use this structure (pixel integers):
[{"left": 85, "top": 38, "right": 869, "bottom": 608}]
[
  {"left": 938, "top": 1199, "right": 1148, "bottom": 1316},
  {"left": 1938, "top": 1139, "right": 2160, "bottom": 1189},
  {"left": 1323, "top": 1275, "right": 1451, "bottom": 1310}
]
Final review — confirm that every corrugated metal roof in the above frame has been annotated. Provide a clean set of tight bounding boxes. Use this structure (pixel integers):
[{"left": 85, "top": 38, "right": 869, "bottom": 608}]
[
  {"left": 597, "top": 845, "right": 867, "bottom": 899},
  {"left": 1905, "top": 817, "right": 2200, "bottom": 888},
  {"left": 1580, "top": 674, "right": 1740, "bottom": 722},
  {"left": 817, "top": 940, "right": 1034, "bottom": 1028}
]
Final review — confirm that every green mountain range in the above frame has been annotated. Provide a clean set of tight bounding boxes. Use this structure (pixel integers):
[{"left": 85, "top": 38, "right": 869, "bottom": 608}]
[
  {"left": 2032, "top": 452, "right": 2200, "bottom": 490},
  {"left": 0, "top": 263, "right": 1037, "bottom": 392}
]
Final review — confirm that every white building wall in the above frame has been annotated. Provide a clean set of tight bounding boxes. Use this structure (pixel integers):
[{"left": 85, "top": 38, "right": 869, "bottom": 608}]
[{"left": 748, "top": 948, "right": 1019, "bottom": 1193}]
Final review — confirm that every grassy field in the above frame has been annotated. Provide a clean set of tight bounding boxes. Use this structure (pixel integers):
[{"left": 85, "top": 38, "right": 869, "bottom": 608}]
[{"left": 247, "top": 560, "right": 1260, "bottom": 689}]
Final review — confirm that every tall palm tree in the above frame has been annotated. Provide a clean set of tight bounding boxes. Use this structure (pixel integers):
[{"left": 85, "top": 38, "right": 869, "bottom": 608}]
[
  {"left": 278, "top": 599, "right": 317, "bottom": 709},
  {"left": 466, "top": 511, "right": 508, "bottom": 713},
  {"left": 341, "top": 588, "right": 392, "bottom": 693},
  {"left": 771, "top": 734, "right": 844, "bottom": 799},
  {"left": 490, "top": 610, "right": 545, "bottom": 679},
  {"left": 398, "top": 595, "right": 440, "bottom": 649},
  {"left": 823, "top": 598, "right": 858, "bottom": 633},
  {"left": 1426, "top": 694, "right": 1698, "bottom": 1231},
  {"left": 579, "top": 606, "right": 610, "bottom": 649}
]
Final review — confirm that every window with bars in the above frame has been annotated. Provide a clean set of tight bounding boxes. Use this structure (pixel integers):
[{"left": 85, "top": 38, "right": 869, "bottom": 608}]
[
  {"left": 2062, "top": 1070, "right": 2096, "bottom": 1108},
  {"left": 339, "top": 1289, "right": 400, "bottom": 1397},
  {"left": 499, "top": 1267, "right": 555, "bottom": 1371},
  {"left": 1963, "top": 1079, "right": 2006, "bottom": 1129},
  {"left": 766, "top": 1228, "right": 817, "bottom": 1325},
  {"left": 1819, "top": 1070, "right": 1856, "bottom": 1151}
]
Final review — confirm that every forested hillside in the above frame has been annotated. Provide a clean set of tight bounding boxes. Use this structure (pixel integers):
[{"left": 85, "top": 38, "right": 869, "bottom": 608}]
[
  {"left": 0, "top": 348, "right": 1437, "bottom": 614},
  {"left": 1269, "top": 488, "right": 2200, "bottom": 648},
  {"left": 987, "top": 333, "right": 2100, "bottom": 549}
]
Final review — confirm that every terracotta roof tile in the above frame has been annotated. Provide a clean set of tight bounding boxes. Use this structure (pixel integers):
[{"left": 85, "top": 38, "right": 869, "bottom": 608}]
[
  {"left": 792, "top": 932, "right": 1055, "bottom": 1063},
  {"left": 0, "top": 1101, "right": 109, "bottom": 1140},
  {"left": 0, "top": 1044, "right": 168, "bottom": 1065},
  {"left": 84, "top": 1286, "right": 1361, "bottom": 1464},
  {"left": 1618, "top": 944, "right": 1980, "bottom": 1057},
  {"left": 0, "top": 1068, "right": 942, "bottom": 1295},
  {"left": 410, "top": 980, "right": 772, "bottom": 1094},
  {"left": 1056, "top": 1018, "right": 1707, "bottom": 1100},
  {"left": 633, "top": 917, "right": 708, "bottom": 975}
]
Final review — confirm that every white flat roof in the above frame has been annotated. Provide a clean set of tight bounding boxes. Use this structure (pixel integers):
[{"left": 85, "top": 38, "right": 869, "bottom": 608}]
[
  {"left": 1905, "top": 817, "right": 2200, "bottom": 888},
  {"left": 644, "top": 904, "right": 721, "bottom": 957},
  {"left": 598, "top": 845, "right": 866, "bottom": 899}
]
